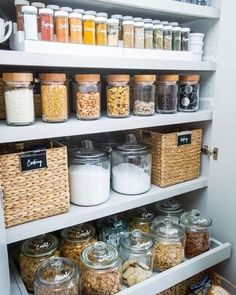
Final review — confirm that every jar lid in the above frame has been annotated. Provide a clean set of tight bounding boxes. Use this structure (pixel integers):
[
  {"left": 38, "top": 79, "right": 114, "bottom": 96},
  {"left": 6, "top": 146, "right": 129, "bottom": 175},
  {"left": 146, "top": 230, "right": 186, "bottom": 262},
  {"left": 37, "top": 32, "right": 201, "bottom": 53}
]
[
  {"left": 180, "top": 209, "right": 212, "bottom": 229},
  {"left": 160, "top": 21, "right": 169, "bottom": 25},
  {"left": 169, "top": 22, "right": 179, "bottom": 27},
  {"left": 39, "top": 73, "right": 66, "bottom": 82},
  {"left": 22, "top": 5, "right": 37, "bottom": 13},
  {"left": 164, "top": 25, "right": 172, "bottom": 30},
  {"left": 31, "top": 2, "right": 45, "bottom": 8},
  {"left": 85, "top": 10, "right": 97, "bottom": 16},
  {"left": 156, "top": 198, "right": 184, "bottom": 215},
  {"left": 180, "top": 75, "right": 200, "bottom": 82},
  {"left": 134, "top": 17, "right": 143, "bottom": 22},
  {"left": 107, "top": 74, "right": 130, "bottom": 82},
  {"left": 47, "top": 5, "right": 60, "bottom": 11},
  {"left": 96, "top": 12, "right": 108, "bottom": 18},
  {"left": 182, "top": 27, "right": 190, "bottom": 32},
  {"left": 73, "top": 8, "right": 85, "bottom": 14},
  {"left": 134, "top": 75, "right": 156, "bottom": 82},
  {"left": 158, "top": 75, "right": 179, "bottom": 82},
  {"left": 108, "top": 18, "right": 119, "bottom": 24},
  {"left": 60, "top": 6, "right": 73, "bottom": 13},
  {"left": 61, "top": 223, "right": 96, "bottom": 242},
  {"left": 21, "top": 234, "right": 59, "bottom": 257},
  {"left": 39, "top": 8, "right": 53, "bottom": 15},
  {"left": 173, "top": 26, "right": 181, "bottom": 31},
  {"left": 120, "top": 230, "right": 154, "bottom": 253},
  {"left": 55, "top": 10, "right": 68, "bottom": 17},
  {"left": 81, "top": 241, "right": 121, "bottom": 270},
  {"left": 114, "top": 134, "right": 149, "bottom": 154},
  {"left": 132, "top": 207, "right": 155, "bottom": 222},
  {"left": 123, "top": 16, "right": 133, "bottom": 21},
  {"left": 15, "top": 0, "right": 29, "bottom": 5},
  {"left": 3, "top": 72, "right": 33, "bottom": 82},
  {"left": 99, "top": 215, "right": 128, "bottom": 231},
  {"left": 69, "top": 12, "right": 83, "bottom": 18},
  {"left": 111, "top": 14, "right": 123, "bottom": 20},
  {"left": 75, "top": 74, "right": 100, "bottom": 82},
  {"left": 143, "top": 18, "right": 152, "bottom": 23},
  {"left": 153, "top": 20, "right": 160, "bottom": 24}
]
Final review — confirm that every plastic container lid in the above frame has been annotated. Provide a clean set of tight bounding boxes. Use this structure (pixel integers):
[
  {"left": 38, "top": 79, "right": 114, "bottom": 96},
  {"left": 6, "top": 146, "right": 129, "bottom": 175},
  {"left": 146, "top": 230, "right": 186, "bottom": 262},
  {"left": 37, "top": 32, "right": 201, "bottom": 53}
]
[
  {"left": 108, "top": 18, "right": 119, "bottom": 24},
  {"left": 85, "top": 10, "right": 97, "bottom": 16},
  {"left": 39, "top": 73, "right": 67, "bottom": 82},
  {"left": 120, "top": 230, "right": 154, "bottom": 253},
  {"left": 158, "top": 75, "right": 179, "bottom": 82},
  {"left": 134, "top": 17, "right": 143, "bottom": 22},
  {"left": 156, "top": 198, "right": 184, "bottom": 215},
  {"left": 160, "top": 21, "right": 169, "bottom": 25},
  {"left": 164, "top": 25, "right": 172, "bottom": 30},
  {"left": 180, "top": 75, "right": 200, "bottom": 82},
  {"left": 111, "top": 14, "right": 123, "bottom": 20},
  {"left": 15, "top": 0, "right": 29, "bottom": 5},
  {"left": 190, "top": 33, "right": 204, "bottom": 37},
  {"left": 132, "top": 207, "right": 155, "bottom": 222},
  {"left": 180, "top": 209, "right": 212, "bottom": 229},
  {"left": 114, "top": 134, "right": 149, "bottom": 155},
  {"left": 47, "top": 5, "right": 60, "bottom": 11},
  {"left": 143, "top": 18, "right": 152, "bottom": 23},
  {"left": 169, "top": 22, "right": 179, "bottom": 27},
  {"left": 73, "top": 8, "right": 85, "bottom": 14},
  {"left": 31, "top": 2, "right": 45, "bottom": 8},
  {"left": 123, "top": 16, "right": 133, "bottom": 21},
  {"left": 22, "top": 5, "right": 37, "bottom": 13},
  {"left": 96, "top": 12, "right": 108, "bottom": 18},
  {"left": 69, "top": 12, "right": 83, "bottom": 19},
  {"left": 39, "top": 8, "right": 53, "bottom": 15},
  {"left": 61, "top": 223, "right": 96, "bottom": 242},
  {"left": 107, "top": 74, "right": 130, "bottom": 82},
  {"left": 134, "top": 75, "right": 156, "bottom": 82},
  {"left": 55, "top": 10, "right": 68, "bottom": 17},
  {"left": 75, "top": 74, "right": 100, "bottom": 82},
  {"left": 182, "top": 27, "right": 191, "bottom": 32},
  {"left": 60, "top": 6, "right": 73, "bottom": 13},
  {"left": 173, "top": 26, "right": 181, "bottom": 31},
  {"left": 153, "top": 20, "right": 160, "bottom": 24},
  {"left": 3, "top": 72, "right": 33, "bottom": 82}
]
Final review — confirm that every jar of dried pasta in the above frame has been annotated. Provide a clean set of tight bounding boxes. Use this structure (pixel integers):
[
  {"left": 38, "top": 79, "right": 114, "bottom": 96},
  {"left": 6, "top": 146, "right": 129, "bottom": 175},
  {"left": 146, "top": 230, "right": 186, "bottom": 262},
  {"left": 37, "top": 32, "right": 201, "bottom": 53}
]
[
  {"left": 129, "top": 207, "right": 155, "bottom": 233},
  {"left": 96, "top": 12, "right": 108, "bottom": 46},
  {"left": 122, "top": 16, "right": 134, "bottom": 48},
  {"left": 83, "top": 10, "right": 96, "bottom": 45},
  {"left": 40, "top": 73, "right": 68, "bottom": 123}
]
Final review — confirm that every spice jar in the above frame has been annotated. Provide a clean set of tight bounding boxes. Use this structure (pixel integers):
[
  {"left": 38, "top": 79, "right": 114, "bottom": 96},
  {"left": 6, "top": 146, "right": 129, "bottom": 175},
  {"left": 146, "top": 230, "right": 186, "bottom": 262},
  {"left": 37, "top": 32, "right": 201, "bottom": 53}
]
[
  {"left": 39, "top": 8, "right": 54, "bottom": 41},
  {"left": 83, "top": 11, "right": 96, "bottom": 45},
  {"left": 47, "top": 5, "right": 60, "bottom": 35},
  {"left": 34, "top": 257, "right": 80, "bottom": 295},
  {"left": 123, "top": 16, "right": 134, "bottom": 48},
  {"left": 144, "top": 18, "right": 153, "bottom": 49},
  {"left": 112, "top": 134, "right": 151, "bottom": 195},
  {"left": 180, "top": 209, "right": 212, "bottom": 258},
  {"left": 107, "top": 18, "right": 119, "bottom": 47},
  {"left": 19, "top": 234, "right": 60, "bottom": 292},
  {"left": 69, "top": 140, "right": 110, "bottom": 206},
  {"left": 107, "top": 74, "right": 130, "bottom": 118},
  {"left": 179, "top": 75, "right": 200, "bottom": 112},
  {"left": 69, "top": 12, "right": 83, "bottom": 44},
  {"left": 153, "top": 21, "right": 163, "bottom": 50},
  {"left": 80, "top": 241, "right": 122, "bottom": 295},
  {"left": 172, "top": 26, "right": 181, "bottom": 51},
  {"left": 55, "top": 10, "right": 69, "bottom": 42},
  {"left": 40, "top": 73, "right": 68, "bottom": 123},
  {"left": 156, "top": 75, "right": 179, "bottom": 114},
  {"left": 133, "top": 75, "right": 155, "bottom": 116},
  {"left": 31, "top": 2, "right": 45, "bottom": 33},
  {"left": 75, "top": 74, "right": 101, "bottom": 120},
  {"left": 22, "top": 5, "right": 38, "bottom": 40},
  {"left": 96, "top": 12, "right": 108, "bottom": 46},
  {"left": 61, "top": 223, "right": 97, "bottom": 267},
  {"left": 163, "top": 25, "right": 172, "bottom": 50},
  {"left": 134, "top": 17, "right": 144, "bottom": 49},
  {"left": 15, "top": 0, "right": 29, "bottom": 31},
  {"left": 151, "top": 218, "right": 185, "bottom": 271},
  {"left": 129, "top": 207, "right": 155, "bottom": 233},
  {"left": 3, "top": 72, "right": 35, "bottom": 126},
  {"left": 181, "top": 27, "right": 190, "bottom": 51},
  {"left": 111, "top": 14, "right": 123, "bottom": 43}
]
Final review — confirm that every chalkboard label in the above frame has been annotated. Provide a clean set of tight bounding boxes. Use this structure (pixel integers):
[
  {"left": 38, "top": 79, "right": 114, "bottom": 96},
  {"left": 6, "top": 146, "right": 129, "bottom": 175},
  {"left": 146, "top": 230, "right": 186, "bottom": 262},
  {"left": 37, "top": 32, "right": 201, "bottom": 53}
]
[
  {"left": 177, "top": 132, "right": 192, "bottom": 146},
  {"left": 20, "top": 150, "right": 47, "bottom": 172}
]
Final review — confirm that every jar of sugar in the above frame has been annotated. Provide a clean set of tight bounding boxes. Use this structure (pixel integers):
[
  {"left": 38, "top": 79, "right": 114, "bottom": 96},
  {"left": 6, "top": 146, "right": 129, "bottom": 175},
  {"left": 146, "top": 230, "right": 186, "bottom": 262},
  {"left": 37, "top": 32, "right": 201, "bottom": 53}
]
[
  {"left": 69, "top": 140, "right": 110, "bottom": 206},
  {"left": 111, "top": 134, "right": 151, "bottom": 195}
]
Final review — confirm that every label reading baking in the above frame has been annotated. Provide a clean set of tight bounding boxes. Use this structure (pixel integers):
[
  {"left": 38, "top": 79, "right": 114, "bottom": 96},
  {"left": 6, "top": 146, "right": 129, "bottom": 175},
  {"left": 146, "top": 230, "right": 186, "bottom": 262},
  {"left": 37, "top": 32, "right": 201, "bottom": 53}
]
[
  {"left": 20, "top": 151, "right": 47, "bottom": 172},
  {"left": 177, "top": 133, "right": 192, "bottom": 146}
]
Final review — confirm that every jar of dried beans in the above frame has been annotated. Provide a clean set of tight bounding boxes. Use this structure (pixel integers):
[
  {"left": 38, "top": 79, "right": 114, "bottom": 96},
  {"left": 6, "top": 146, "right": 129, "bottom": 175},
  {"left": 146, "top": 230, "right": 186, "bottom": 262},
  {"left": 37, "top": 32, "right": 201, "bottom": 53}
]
[
  {"left": 83, "top": 10, "right": 96, "bottom": 45},
  {"left": 96, "top": 12, "right": 108, "bottom": 46},
  {"left": 111, "top": 14, "right": 123, "bottom": 43},
  {"left": 122, "top": 16, "right": 134, "bottom": 48},
  {"left": 39, "top": 8, "right": 54, "bottom": 41}
]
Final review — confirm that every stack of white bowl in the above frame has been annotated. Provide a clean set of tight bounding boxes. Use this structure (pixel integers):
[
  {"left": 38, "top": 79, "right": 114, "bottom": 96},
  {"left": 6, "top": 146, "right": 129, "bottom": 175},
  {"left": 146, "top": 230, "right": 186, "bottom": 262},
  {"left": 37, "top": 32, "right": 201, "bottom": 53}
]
[{"left": 190, "top": 33, "right": 205, "bottom": 61}]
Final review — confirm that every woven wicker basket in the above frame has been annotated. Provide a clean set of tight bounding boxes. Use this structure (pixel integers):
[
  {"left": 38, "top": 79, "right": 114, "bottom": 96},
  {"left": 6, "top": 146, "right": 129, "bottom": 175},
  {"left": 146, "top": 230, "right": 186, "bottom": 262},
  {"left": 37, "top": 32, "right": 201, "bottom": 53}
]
[
  {"left": 139, "top": 128, "right": 202, "bottom": 187},
  {"left": 0, "top": 142, "right": 70, "bottom": 228}
]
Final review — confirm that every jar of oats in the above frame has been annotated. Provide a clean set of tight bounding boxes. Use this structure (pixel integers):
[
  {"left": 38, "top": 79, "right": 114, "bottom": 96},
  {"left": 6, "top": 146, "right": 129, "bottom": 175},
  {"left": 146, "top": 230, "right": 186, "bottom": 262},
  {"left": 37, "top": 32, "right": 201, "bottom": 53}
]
[{"left": 40, "top": 73, "right": 68, "bottom": 123}]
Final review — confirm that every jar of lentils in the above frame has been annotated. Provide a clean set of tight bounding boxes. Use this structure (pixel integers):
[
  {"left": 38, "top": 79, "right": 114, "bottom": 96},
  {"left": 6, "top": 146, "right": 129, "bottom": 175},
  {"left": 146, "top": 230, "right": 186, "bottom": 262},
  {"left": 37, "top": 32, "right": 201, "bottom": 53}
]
[{"left": 179, "top": 75, "right": 200, "bottom": 112}]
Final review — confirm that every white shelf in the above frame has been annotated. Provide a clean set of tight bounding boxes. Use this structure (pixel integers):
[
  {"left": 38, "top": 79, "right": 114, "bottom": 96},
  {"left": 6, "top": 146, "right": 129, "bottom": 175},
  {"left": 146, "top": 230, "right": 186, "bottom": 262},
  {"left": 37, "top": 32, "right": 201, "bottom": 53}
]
[
  {"left": 6, "top": 176, "right": 208, "bottom": 244},
  {"left": 0, "top": 110, "right": 212, "bottom": 144},
  {"left": 10, "top": 259, "right": 27, "bottom": 295}
]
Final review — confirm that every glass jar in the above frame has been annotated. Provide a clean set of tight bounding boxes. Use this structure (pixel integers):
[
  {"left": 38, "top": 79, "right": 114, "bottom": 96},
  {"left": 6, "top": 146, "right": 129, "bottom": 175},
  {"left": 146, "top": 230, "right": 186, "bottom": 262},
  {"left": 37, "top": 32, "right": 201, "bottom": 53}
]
[
  {"left": 33, "top": 77, "right": 42, "bottom": 118},
  {"left": 61, "top": 223, "right": 97, "bottom": 267},
  {"left": 107, "top": 18, "right": 119, "bottom": 47},
  {"left": 22, "top": 5, "right": 38, "bottom": 40},
  {"left": 69, "top": 140, "right": 110, "bottom": 206},
  {"left": 179, "top": 75, "right": 200, "bottom": 112},
  {"left": 112, "top": 134, "right": 151, "bottom": 195},
  {"left": 119, "top": 230, "right": 154, "bottom": 286},
  {"left": 151, "top": 218, "right": 185, "bottom": 271},
  {"left": 34, "top": 257, "right": 79, "bottom": 295},
  {"left": 172, "top": 26, "right": 181, "bottom": 51},
  {"left": 129, "top": 207, "right": 155, "bottom": 233},
  {"left": 55, "top": 10, "right": 69, "bottom": 42},
  {"left": 40, "top": 73, "right": 68, "bottom": 122},
  {"left": 31, "top": 2, "right": 45, "bottom": 33},
  {"left": 19, "top": 234, "right": 60, "bottom": 292},
  {"left": 153, "top": 22, "right": 163, "bottom": 50},
  {"left": 15, "top": 0, "right": 29, "bottom": 31},
  {"left": 107, "top": 75, "right": 130, "bottom": 118},
  {"left": 144, "top": 18, "right": 153, "bottom": 49},
  {"left": 75, "top": 74, "right": 101, "bottom": 120},
  {"left": 134, "top": 17, "right": 144, "bottom": 49},
  {"left": 111, "top": 14, "right": 123, "bottom": 43},
  {"left": 39, "top": 8, "right": 54, "bottom": 41},
  {"left": 46, "top": 5, "right": 60, "bottom": 35},
  {"left": 133, "top": 74, "right": 156, "bottom": 116},
  {"left": 96, "top": 12, "right": 108, "bottom": 46},
  {"left": 69, "top": 12, "right": 83, "bottom": 44},
  {"left": 181, "top": 27, "right": 190, "bottom": 51},
  {"left": 3, "top": 72, "right": 35, "bottom": 126},
  {"left": 156, "top": 74, "right": 179, "bottom": 114},
  {"left": 180, "top": 209, "right": 212, "bottom": 258},
  {"left": 123, "top": 16, "right": 134, "bottom": 48},
  {"left": 163, "top": 25, "right": 172, "bottom": 50},
  {"left": 83, "top": 10, "right": 96, "bottom": 45},
  {"left": 80, "top": 241, "right": 122, "bottom": 295}
]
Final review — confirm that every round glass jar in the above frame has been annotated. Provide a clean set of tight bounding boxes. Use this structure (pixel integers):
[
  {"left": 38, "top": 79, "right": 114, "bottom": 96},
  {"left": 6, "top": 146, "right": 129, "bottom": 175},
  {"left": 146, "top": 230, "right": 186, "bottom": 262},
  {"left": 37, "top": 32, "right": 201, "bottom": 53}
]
[
  {"left": 133, "top": 75, "right": 156, "bottom": 116},
  {"left": 75, "top": 74, "right": 101, "bottom": 120},
  {"left": 134, "top": 17, "right": 144, "bottom": 49},
  {"left": 119, "top": 230, "right": 154, "bottom": 286},
  {"left": 96, "top": 12, "right": 108, "bottom": 46},
  {"left": 80, "top": 241, "right": 122, "bottom": 295},
  {"left": 69, "top": 140, "right": 110, "bottom": 206},
  {"left": 112, "top": 134, "right": 151, "bottom": 195},
  {"left": 3, "top": 72, "right": 35, "bottom": 126},
  {"left": 107, "top": 75, "right": 130, "bottom": 118},
  {"left": 83, "top": 10, "right": 96, "bottom": 45},
  {"left": 129, "top": 207, "right": 155, "bottom": 233},
  {"left": 107, "top": 18, "right": 119, "bottom": 47},
  {"left": 20, "top": 234, "right": 60, "bottom": 292},
  {"left": 122, "top": 16, "right": 134, "bottom": 48},
  {"left": 144, "top": 18, "right": 153, "bottom": 49},
  {"left": 34, "top": 257, "right": 80, "bottom": 295},
  {"left": 156, "top": 74, "right": 179, "bottom": 114},
  {"left": 61, "top": 223, "right": 97, "bottom": 267},
  {"left": 180, "top": 209, "right": 212, "bottom": 258},
  {"left": 163, "top": 25, "right": 172, "bottom": 50},
  {"left": 151, "top": 218, "right": 185, "bottom": 271}
]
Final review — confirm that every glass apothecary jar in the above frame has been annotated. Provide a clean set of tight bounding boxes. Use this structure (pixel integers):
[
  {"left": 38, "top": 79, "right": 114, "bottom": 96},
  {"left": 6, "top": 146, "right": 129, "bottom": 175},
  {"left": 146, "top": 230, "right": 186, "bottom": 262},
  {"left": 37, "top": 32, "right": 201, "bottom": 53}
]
[
  {"left": 3, "top": 72, "right": 35, "bottom": 126},
  {"left": 83, "top": 10, "right": 96, "bottom": 45},
  {"left": 39, "top": 8, "right": 54, "bottom": 41},
  {"left": 119, "top": 230, "right": 154, "bottom": 286},
  {"left": 20, "top": 234, "right": 60, "bottom": 292},
  {"left": 180, "top": 209, "right": 212, "bottom": 258},
  {"left": 80, "top": 241, "right": 122, "bottom": 295},
  {"left": 179, "top": 75, "right": 200, "bottom": 112},
  {"left": 69, "top": 140, "right": 110, "bottom": 206},
  {"left": 156, "top": 75, "right": 179, "bottom": 114},
  {"left": 96, "top": 12, "right": 108, "bottom": 46},
  {"left": 134, "top": 17, "right": 144, "bottom": 49},
  {"left": 112, "top": 134, "right": 151, "bottom": 195},
  {"left": 75, "top": 74, "right": 101, "bottom": 120},
  {"left": 107, "top": 18, "right": 119, "bottom": 47},
  {"left": 133, "top": 75, "right": 155, "bottom": 116},
  {"left": 129, "top": 207, "right": 155, "bottom": 233},
  {"left": 123, "top": 16, "right": 134, "bottom": 48},
  {"left": 151, "top": 218, "right": 185, "bottom": 271},
  {"left": 34, "top": 257, "right": 80, "bottom": 295},
  {"left": 107, "top": 75, "right": 130, "bottom": 118}
]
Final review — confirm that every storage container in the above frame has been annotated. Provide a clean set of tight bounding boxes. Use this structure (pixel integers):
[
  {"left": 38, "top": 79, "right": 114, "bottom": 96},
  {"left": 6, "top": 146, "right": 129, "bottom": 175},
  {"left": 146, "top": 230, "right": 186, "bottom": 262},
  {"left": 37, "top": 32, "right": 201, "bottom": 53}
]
[
  {"left": 22, "top": 5, "right": 38, "bottom": 40},
  {"left": 189, "top": 42, "right": 204, "bottom": 52},
  {"left": 55, "top": 10, "right": 69, "bottom": 42},
  {"left": 153, "top": 22, "right": 163, "bottom": 50},
  {"left": 179, "top": 75, "right": 200, "bottom": 112},
  {"left": 134, "top": 17, "right": 144, "bottom": 49},
  {"left": 111, "top": 14, "right": 123, "bottom": 42},
  {"left": 46, "top": 4, "right": 60, "bottom": 35},
  {"left": 181, "top": 27, "right": 190, "bottom": 51},
  {"left": 73, "top": 8, "right": 85, "bottom": 15},
  {"left": 163, "top": 25, "right": 172, "bottom": 50},
  {"left": 96, "top": 12, "right": 108, "bottom": 46},
  {"left": 69, "top": 12, "right": 83, "bottom": 44},
  {"left": 154, "top": 198, "right": 184, "bottom": 224},
  {"left": 123, "top": 16, "right": 134, "bottom": 48},
  {"left": 107, "top": 18, "right": 119, "bottom": 47},
  {"left": 172, "top": 26, "right": 181, "bottom": 51},
  {"left": 190, "top": 32, "right": 204, "bottom": 43},
  {"left": 144, "top": 18, "right": 153, "bottom": 49},
  {"left": 15, "top": 0, "right": 29, "bottom": 31},
  {"left": 83, "top": 10, "right": 96, "bottom": 45},
  {"left": 60, "top": 6, "right": 73, "bottom": 13},
  {"left": 31, "top": 2, "right": 45, "bottom": 33},
  {"left": 129, "top": 207, "right": 155, "bottom": 233},
  {"left": 39, "top": 8, "right": 54, "bottom": 41}
]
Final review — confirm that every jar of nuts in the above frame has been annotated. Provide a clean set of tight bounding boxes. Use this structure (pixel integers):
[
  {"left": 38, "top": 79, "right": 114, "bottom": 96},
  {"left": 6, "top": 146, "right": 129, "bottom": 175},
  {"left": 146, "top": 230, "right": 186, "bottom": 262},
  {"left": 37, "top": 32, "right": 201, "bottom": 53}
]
[
  {"left": 61, "top": 223, "right": 97, "bottom": 267},
  {"left": 19, "top": 234, "right": 60, "bottom": 292},
  {"left": 180, "top": 209, "right": 212, "bottom": 259},
  {"left": 80, "top": 241, "right": 122, "bottom": 295},
  {"left": 151, "top": 217, "right": 185, "bottom": 271},
  {"left": 107, "top": 75, "right": 130, "bottom": 118},
  {"left": 34, "top": 257, "right": 80, "bottom": 295},
  {"left": 75, "top": 74, "right": 101, "bottom": 120},
  {"left": 129, "top": 207, "right": 155, "bottom": 233}
]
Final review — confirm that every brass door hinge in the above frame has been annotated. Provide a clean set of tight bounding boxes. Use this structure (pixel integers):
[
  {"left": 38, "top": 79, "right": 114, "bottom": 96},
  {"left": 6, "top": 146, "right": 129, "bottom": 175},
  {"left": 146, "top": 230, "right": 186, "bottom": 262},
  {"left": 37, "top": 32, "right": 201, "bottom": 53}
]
[{"left": 202, "top": 145, "right": 218, "bottom": 161}]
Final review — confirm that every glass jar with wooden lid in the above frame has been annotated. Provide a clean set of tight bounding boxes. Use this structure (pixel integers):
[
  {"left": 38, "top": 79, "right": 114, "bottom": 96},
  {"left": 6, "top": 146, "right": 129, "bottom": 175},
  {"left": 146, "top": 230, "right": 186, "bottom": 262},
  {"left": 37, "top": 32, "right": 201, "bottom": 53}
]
[{"left": 179, "top": 75, "right": 200, "bottom": 112}]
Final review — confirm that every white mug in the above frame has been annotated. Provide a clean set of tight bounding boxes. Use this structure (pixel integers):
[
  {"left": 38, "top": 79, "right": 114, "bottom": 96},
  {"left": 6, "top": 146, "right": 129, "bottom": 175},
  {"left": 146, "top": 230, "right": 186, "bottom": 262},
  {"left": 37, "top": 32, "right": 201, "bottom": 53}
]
[{"left": 0, "top": 18, "right": 12, "bottom": 43}]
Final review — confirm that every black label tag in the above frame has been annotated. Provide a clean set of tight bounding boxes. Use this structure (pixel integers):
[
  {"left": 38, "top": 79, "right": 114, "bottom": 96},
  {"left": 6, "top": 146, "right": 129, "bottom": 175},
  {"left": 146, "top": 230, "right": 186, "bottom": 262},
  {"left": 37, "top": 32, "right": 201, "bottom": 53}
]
[
  {"left": 177, "top": 132, "right": 192, "bottom": 146},
  {"left": 20, "top": 150, "right": 47, "bottom": 172}
]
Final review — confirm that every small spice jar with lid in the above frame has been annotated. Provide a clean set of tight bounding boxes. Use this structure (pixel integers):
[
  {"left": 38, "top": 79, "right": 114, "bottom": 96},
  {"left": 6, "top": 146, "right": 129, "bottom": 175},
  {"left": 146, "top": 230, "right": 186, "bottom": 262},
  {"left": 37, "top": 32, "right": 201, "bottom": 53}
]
[
  {"left": 119, "top": 230, "right": 154, "bottom": 286},
  {"left": 172, "top": 26, "right": 181, "bottom": 51},
  {"left": 69, "top": 12, "right": 83, "bottom": 44},
  {"left": 31, "top": 2, "right": 45, "bottom": 33},
  {"left": 55, "top": 10, "right": 69, "bottom": 42},
  {"left": 39, "top": 8, "right": 54, "bottom": 41},
  {"left": 19, "top": 234, "right": 60, "bottom": 292},
  {"left": 129, "top": 207, "right": 155, "bottom": 233},
  {"left": 22, "top": 5, "right": 38, "bottom": 40},
  {"left": 83, "top": 10, "right": 96, "bottom": 45},
  {"left": 40, "top": 73, "right": 68, "bottom": 123},
  {"left": 111, "top": 14, "right": 123, "bottom": 43},
  {"left": 123, "top": 16, "right": 134, "bottom": 48},
  {"left": 34, "top": 257, "right": 80, "bottom": 295},
  {"left": 134, "top": 17, "right": 144, "bottom": 49},
  {"left": 96, "top": 12, "right": 108, "bottom": 46},
  {"left": 181, "top": 27, "right": 190, "bottom": 51},
  {"left": 80, "top": 241, "right": 122, "bottom": 295},
  {"left": 144, "top": 18, "right": 153, "bottom": 49},
  {"left": 3, "top": 72, "right": 35, "bottom": 126},
  {"left": 180, "top": 209, "right": 212, "bottom": 258},
  {"left": 163, "top": 25, "right": 172, "bottom": 50},
  {"left": 107, "top": 18, "right": 119, "bottom": 47},
  {"left": 179, "top": 75, "right": 200, "bottom": 112},
  {"left": 156, "top": 74, "right": 179, "bottom": 114},
  {"left": 15, "top": 0, "right": 29, "bottom": 31},
  {"left": 133, "top": 74, "right": 156, "bottom": 116},
  {"left": 153, "top": 21, "right": 163, "bottom": 50},
  {"left": 46, "top": 5, "right": 60, "bottom": 34}
]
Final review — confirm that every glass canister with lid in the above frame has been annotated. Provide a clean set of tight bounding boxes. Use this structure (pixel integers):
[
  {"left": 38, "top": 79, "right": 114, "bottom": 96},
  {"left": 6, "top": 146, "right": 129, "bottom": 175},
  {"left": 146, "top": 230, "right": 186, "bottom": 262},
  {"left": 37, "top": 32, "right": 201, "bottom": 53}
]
[
  {"left": 180, "top": 209, "right": 212, "bottom": 258},
  {"left": 55, "top": 10, "right": 69, "bottom": 42},
  {"left": 69, "top": 140, "right": 110, "bottom": 206},
  {"left": 129, "top": 207, "right": 155, "bottom": 233},
  {"left": 39, "top": 8, "right": 54, "bottom": 42},
  {"left": 69, "top": 12, "right": 83, "bottom": 44},
  {"left": 151, "top": 218, "right": 185, "bottom": 271},
  {"left": 112, "top": 134, "right": 151, "bottom": 195},
  {"left": 80, "top": 241, "right": 122, "bottom": 295},
  {"left": 119, "top": 230, "right": 154, "bottom": 286},
  {"left": 19, "top": 234, "right": 60, "bottom": 292},
  {"left": 22, "top": 5, "right": 38, "bottom": 40}
]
